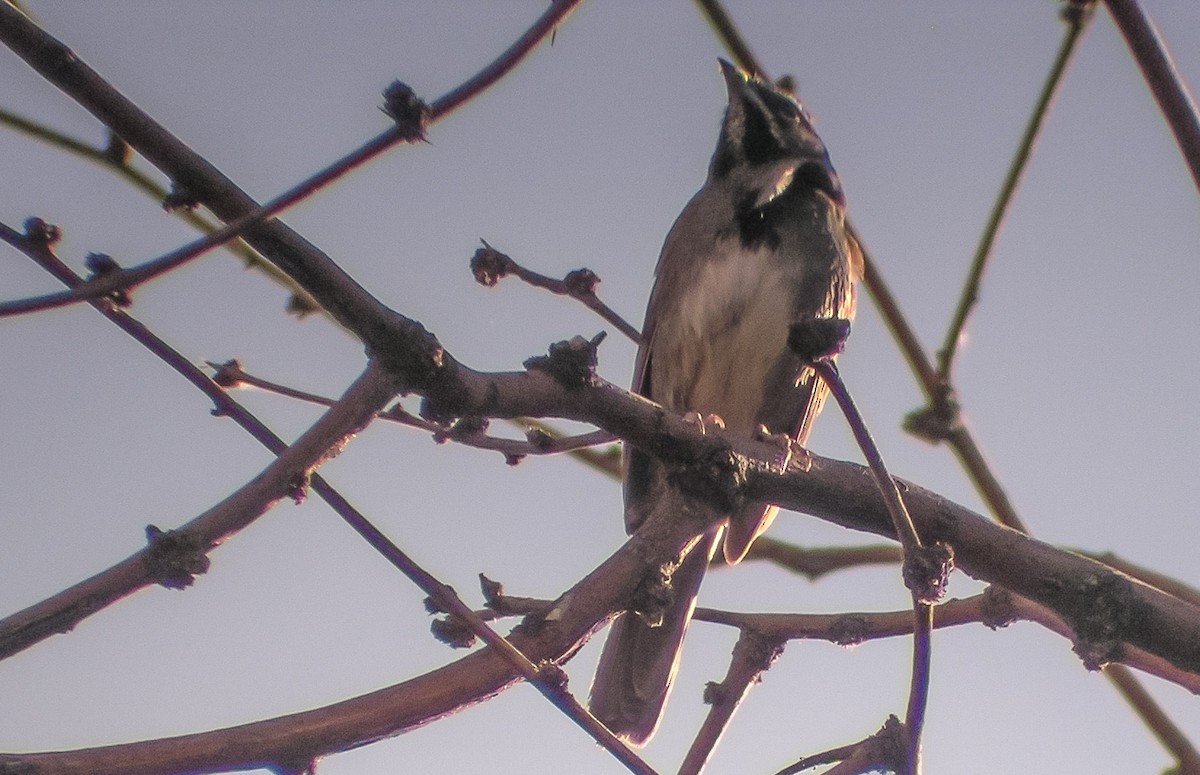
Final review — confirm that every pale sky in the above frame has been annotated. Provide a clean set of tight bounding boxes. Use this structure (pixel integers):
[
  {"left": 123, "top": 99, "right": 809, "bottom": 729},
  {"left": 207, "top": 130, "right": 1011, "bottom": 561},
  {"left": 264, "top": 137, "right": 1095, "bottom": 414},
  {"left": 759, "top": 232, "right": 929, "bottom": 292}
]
[{"left": 2, "top": 3, "right": 1199, "bottom": 773}]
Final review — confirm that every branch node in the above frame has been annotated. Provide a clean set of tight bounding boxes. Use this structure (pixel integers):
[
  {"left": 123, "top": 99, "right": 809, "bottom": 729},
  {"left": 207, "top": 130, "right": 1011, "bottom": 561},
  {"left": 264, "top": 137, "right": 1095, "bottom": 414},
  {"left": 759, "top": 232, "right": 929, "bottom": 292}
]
[
  {"left": 1060, "top": 0, "right": 1096, "bottom": 27},
  {"left": 287, "top": 471, "right": 310, "bottom": 504},
  {"left": 628, "top": 564, "right": 676, "bottom": 629},
  {"left": 430, "top": 615, "right": 476, "bottom": 649},
  {"left": 873, "top": 715, "right": 910, "bottom": 772},
  {"left": 562, "top": 267, "right": 599, "bottom": 297},
  {"left": 144, "top": 524, "right": 211, "bottom": 590},
  {"left": 830, "top": 614, "right": 870, "bottom": 647},
  {"left": 535, "top": 661, "right": 569, "bottom": 693},
  {"left": 427, "top": 583, "right": 476, "bottom": 648},
  {"left": 273, "top": 757, "right": 318, "bottom": 775},
  {"left": 22, "top": 216, "right": 61, "bottom": 246},
  {"left": 208, "top": 359, "right": 246, "bottom": 388},
  {"left": 525, "top": 426, "right": 554, "bottom": 451},
  {"left": 423, "top": 584, "right": 457, "bottom": 615},
  {"left": 83, "top": 252, "right": 133, "bottom": 307},
  {"left": 523, "top": 333, "right": 604, "bottom": 389},
  {"left": 901, "top": 541, "right": 954, "bottom": 604},
  {"left": 902, "top": 383, "right": 962, "bottom": 444},
  {"left": 162, "top": 182, "right": 200, "bottom": 212},
  {"left": 1050, "top": 570, "right": 1141, "bottom": 670},
  {"left": 380, "top": 80, "right": 431, "bottom": 142},
  {"left": 478, "top": 573, "right": 503, "bottom": 608},
  {"left": 980, "top": 585, "right": 1019, "bottom": 630},
  {"left": 670, "top": 446, "right": 748, "bottom": 515}
]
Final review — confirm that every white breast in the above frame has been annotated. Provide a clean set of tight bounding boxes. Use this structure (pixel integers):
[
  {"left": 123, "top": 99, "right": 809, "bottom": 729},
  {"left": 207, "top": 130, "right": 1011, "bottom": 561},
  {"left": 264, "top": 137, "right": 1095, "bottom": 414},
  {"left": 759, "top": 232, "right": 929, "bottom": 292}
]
[{"left": 654, "top": 243, "right": 798, "bottom": 432}]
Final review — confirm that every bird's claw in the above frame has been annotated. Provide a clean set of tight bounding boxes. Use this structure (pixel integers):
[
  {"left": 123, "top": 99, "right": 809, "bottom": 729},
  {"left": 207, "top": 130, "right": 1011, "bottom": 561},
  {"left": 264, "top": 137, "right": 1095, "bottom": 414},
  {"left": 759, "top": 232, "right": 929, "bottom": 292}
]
[
  {"left": 683, "top": 411, "right": 726, "bottom": 434},
  {"left": 756, "top": 424, "right": 813, "bottom": 473}
]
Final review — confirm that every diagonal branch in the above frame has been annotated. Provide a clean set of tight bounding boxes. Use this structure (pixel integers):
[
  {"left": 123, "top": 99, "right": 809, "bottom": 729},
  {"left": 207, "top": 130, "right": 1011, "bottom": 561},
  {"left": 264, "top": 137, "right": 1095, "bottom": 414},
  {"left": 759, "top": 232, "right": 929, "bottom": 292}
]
[
  {"left": 0, "top": 358, "right": 398, "bottom": 660},
  {"left": 936, "top": 2, "right": 1094, "bottom": 379},
  {"left": 0, "top": 0, "right": 580, "bottom": 366},
  {"left": 0, "top": 219, "right": 655, "bottom": 773},
  {"left": 0, "top": 105, "right": 322, "bottom": 313},
  {"left": 1104, "top": 0, "right": 1200, "bottom": 196}
]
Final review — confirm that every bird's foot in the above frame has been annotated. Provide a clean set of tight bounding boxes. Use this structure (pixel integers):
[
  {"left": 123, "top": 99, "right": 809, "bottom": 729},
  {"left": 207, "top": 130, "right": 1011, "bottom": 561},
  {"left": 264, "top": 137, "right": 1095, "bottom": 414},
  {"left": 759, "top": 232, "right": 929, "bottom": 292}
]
[
  {"left": 756, "top": 424, "right": 812, "bottom": 473},
  {"left": 683, "top": 411, "right": 726, "bottom": 434}
]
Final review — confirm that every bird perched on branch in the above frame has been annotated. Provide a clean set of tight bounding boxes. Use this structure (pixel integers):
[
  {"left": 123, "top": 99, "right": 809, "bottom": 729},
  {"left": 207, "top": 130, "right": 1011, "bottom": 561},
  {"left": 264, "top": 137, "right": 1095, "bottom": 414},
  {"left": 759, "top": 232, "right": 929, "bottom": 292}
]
[{"left": 589, "top": 60, "right": 860, "bottom": 745}]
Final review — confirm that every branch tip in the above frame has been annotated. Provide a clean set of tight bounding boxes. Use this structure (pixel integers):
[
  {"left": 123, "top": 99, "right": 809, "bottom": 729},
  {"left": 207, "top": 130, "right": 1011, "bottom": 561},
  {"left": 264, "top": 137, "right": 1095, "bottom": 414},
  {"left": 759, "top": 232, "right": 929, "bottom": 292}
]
[
  {"left": 470, "top": 240, "right": 514, "bottom": 287},
  {"left": 22, "top": 216, "right": 61, "bottom": 246}
]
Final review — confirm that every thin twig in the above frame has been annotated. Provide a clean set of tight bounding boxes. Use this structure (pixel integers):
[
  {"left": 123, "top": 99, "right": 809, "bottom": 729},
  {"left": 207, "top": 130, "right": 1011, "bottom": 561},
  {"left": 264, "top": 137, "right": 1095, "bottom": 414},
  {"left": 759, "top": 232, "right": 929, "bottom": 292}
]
[
  {"left": 427, "top": 0, "right": 580, "bottom": 121},
  {"left": 472, "top": 240, "right": 642, "bottom": 344},
  {"left": 0, "top": 219, "right": 656, "bottom": 775},
  {"left": 810, "top": 360, "right": 945, "bottom": 775},
  {"left": 738, "top": 537, "right": 903, "bottom": 581},
  {"left": 677, "top": 630, "right": 785, "bottom": 775},
  {"left": 208, "top": 359, "right": 620, "bottom": 466},
  {"left": 1104, "top": 0, "right": 1200, "bottom": 195},
  {"left": 0, "top": 222, "right": 400, "bottom": 662},
  {"left": 812, "top": 363, "right": 921, "bottom": 554},
  {"left": 692, "top": 0, "right": 763, "bottom": 79},
  {"left": 0, "top": 124, "right": 410, "bottom": 318},
  {"left": 0, "top": 0, "right": 582, "bottom": 322},
  {"left": 774, "top": 718, "right": 906, "bottom": 775},
  {"left": 1106, "top": 665, "right": 1200, "bottom": 774},
  {"left": 936, "top": 2, "right": 1094, "bottom": 379},
  {"left": 308, "top": 456, "right": 657, "bottom": 775},
  {"left": 0, "top": 106, "right": 321, "bottom": 313}
]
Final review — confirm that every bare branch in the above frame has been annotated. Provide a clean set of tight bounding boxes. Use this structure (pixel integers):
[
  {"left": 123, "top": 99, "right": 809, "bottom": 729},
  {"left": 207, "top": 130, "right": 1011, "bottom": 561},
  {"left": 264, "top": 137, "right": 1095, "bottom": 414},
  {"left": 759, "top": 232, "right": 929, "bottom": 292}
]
[
  {"left": 678, "top": 629, "right": 785, "bottom": 775},
  {"left": 471, "top": 240, "right": 642, "bottom": 344},
  {"left": 0, "top": 105, "right": 322, "bottom": 313},
  {"left": 0, "top": 358, "right": 399, "bottom": 660},
  {"left": 1105, "top": 0, "right": 1200, "bottom": 195},
  {"left": 739, "top": 538, "right": 903, "bottom": 580},
  {"left": 936, "top": 2, "right": 1095, "bottom": 379},
  {"left": 209, "top": 359, "right": 620, "bottom": 467},
  {"left": 0, "top": 0, "right": 579, "bottom": 360},
  {"left": 692, "top": 0, "right": 764, "bottom": 80}
]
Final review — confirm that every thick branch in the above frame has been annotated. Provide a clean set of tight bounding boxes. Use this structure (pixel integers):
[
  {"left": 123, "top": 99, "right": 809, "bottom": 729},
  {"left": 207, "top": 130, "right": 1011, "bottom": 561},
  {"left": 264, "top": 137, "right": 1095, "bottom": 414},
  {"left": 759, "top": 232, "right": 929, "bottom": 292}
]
[
  {"left": 0, "top": 478, "right": 703, "bottom": 775},
  {"left": 0, "top": 1, "right": 578, "bottom": 393}
]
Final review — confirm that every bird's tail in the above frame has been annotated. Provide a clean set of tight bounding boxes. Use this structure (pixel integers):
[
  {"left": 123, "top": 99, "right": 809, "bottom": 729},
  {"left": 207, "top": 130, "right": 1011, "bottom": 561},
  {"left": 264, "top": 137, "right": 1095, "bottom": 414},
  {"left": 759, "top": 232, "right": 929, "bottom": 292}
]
[{"left": 589, "top": 527, "right": 721, "bottom": 746}]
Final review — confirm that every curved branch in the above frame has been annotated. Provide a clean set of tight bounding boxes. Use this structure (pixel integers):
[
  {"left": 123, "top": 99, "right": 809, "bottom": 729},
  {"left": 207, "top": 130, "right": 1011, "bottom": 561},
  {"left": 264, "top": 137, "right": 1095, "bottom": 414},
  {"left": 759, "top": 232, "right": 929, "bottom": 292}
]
[{"left": 0, "top": 472, "right": 703, "bottom": 775}]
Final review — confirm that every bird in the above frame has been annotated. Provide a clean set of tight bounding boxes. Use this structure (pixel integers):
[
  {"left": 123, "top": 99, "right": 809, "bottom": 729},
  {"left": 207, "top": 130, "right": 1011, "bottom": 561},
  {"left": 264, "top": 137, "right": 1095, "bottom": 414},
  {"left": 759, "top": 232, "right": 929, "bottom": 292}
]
[{"left": 589, "top": 59, "right": 861, "bottom": 746}]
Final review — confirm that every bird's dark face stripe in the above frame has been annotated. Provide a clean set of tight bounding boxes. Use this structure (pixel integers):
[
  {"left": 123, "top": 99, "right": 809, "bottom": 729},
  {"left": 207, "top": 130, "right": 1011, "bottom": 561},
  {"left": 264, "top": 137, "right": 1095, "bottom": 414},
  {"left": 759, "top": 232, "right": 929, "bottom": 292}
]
[
  {"left": 711, "top": 74, "right": 841, "bottom": 206},
  {"left": 741, "top": 83, "right": 801, "bottom": 165},
  {"left": 741, "top": 87, "right": 784, "bottom": 165}
]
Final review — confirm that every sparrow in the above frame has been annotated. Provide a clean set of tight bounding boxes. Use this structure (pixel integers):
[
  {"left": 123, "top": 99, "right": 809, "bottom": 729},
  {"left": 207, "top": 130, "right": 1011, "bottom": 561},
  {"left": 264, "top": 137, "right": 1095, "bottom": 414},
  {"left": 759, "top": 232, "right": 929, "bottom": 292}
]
[{"left": 589, "top": 60, "right": 860, "bottom": 746}]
